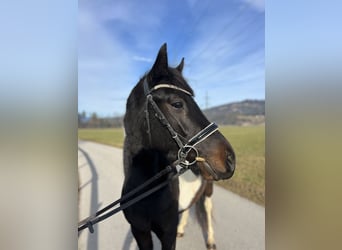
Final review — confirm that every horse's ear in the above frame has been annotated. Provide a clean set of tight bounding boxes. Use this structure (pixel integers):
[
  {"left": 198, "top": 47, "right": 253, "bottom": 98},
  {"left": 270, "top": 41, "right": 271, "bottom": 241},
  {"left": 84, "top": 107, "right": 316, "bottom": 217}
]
[
  {"left": 149, "top": 43, "right": 168, "bottom": 79},
  {"left": 176, "top": 57, "right": 184, "bottom": 73}
]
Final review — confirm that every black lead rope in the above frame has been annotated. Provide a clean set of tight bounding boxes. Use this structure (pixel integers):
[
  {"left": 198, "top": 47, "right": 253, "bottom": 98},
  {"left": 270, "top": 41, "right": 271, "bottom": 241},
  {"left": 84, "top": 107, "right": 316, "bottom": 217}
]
[{"left": 78, "top": 163, "right": 188, "bottom": 233}]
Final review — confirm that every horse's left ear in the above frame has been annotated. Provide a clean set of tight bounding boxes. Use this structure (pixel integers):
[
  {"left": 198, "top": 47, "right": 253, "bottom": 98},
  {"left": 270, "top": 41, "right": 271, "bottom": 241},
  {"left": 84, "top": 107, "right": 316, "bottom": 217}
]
[
  {"left": 149, "top": 43, "right": 169, "bottom": 79},
  {"left": 176, "top": 58, "right": 184, "bottom": 73}
]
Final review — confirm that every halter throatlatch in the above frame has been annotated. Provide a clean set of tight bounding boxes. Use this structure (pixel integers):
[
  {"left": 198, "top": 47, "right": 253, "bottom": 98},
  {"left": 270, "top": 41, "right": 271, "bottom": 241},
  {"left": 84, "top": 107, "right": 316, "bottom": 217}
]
[{"left": 143, "top": 78, "right": 219, "bottom": 174}]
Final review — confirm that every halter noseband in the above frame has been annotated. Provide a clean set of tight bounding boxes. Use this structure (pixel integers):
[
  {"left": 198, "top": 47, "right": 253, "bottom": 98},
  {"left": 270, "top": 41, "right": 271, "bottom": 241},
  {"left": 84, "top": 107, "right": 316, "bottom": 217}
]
[{"left": 143, "top": 78, "right": 220, "bottom": 179}]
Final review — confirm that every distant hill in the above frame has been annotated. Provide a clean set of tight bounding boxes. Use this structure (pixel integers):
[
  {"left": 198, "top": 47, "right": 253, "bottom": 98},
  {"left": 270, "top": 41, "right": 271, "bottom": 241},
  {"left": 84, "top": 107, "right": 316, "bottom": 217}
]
[
  {"left": 203, "top": 99, "right": 265, "bottom": 126},
  {"left": 79, "top": 99, "right": 265, "bottom": 128}
]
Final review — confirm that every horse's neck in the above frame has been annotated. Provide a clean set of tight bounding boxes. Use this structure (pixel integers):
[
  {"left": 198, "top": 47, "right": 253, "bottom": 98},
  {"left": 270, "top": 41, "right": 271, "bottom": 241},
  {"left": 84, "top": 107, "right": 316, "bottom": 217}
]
[{"left": 178, "top": 170, "right": 204, "bottom": 211}]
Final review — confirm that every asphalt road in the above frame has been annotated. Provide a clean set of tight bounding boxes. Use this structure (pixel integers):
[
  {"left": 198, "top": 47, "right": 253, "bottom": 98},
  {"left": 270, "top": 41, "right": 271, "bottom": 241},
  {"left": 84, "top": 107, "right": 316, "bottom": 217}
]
[{"left": 78, "top": 141, "right": 265, "bottom": 250}]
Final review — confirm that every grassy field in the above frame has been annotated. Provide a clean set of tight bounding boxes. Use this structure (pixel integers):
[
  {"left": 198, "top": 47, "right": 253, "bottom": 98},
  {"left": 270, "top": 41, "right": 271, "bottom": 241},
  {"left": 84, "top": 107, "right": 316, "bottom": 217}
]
[
  {"left": 78, "top": 125, "right": 265, "bottom": 206},
  {"left": 78, "top": 128, "right": 125, "bottom": 148},
  {"left": 216, "top": 126, "right": 265, "bottom": 205}
]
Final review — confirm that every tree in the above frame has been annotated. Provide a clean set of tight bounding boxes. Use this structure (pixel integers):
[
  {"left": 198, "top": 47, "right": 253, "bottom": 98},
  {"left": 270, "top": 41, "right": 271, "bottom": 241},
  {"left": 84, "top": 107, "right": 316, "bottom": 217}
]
[
  {"left": 78, "top": 111, "right": 88, "bottom": 128},
  {"left": 88, "top": 112, "right": 100, "bottom": 128}
]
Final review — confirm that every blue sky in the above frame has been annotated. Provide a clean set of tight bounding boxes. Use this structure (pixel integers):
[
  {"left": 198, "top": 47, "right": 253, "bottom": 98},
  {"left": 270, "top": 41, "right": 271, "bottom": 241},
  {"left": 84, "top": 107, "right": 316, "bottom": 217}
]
[{"left": 78, "top": 0, "right": 264, "bottom": 117}]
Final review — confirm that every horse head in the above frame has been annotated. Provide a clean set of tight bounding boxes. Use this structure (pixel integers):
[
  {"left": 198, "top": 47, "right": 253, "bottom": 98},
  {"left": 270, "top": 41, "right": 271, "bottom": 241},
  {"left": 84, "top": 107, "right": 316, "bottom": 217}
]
[{"left": 125, "top": 43, "right": 235, "bottom": 181}]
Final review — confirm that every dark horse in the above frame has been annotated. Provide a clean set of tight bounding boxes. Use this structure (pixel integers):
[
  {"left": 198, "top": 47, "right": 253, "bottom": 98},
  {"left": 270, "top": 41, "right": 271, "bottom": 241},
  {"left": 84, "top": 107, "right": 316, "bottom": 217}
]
[{"left": 122, "top": 44, "right": 235, "bottom": 250}]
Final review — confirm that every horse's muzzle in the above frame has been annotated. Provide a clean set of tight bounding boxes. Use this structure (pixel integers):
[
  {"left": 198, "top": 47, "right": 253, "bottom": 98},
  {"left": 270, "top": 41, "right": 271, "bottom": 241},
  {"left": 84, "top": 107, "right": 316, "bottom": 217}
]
[
  {"left": 224, "top": 152, "right": 236, "bottom": 177},
  {"left": 209, "top": 150, "right": 235, "bottom": 180}
]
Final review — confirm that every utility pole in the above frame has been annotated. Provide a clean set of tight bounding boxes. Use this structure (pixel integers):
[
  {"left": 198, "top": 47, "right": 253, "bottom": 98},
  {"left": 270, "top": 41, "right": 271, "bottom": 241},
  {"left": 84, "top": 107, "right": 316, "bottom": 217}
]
[{"left": 205, "top": 91, "right": 209, "bottom": 109}]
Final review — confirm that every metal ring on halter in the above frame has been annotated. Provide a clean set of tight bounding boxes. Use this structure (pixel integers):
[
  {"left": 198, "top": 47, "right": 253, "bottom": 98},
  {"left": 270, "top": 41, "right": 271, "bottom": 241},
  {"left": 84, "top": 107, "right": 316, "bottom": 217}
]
[{"left": 178, "top": 145, "right": 199, "bottom": 166}]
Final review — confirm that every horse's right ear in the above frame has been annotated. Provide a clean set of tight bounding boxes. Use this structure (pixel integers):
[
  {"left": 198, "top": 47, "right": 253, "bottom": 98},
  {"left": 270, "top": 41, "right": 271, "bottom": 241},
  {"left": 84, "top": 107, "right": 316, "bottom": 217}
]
[
  {"left": 149, "top": 43, "right": 169, "bottom": 79},
  {"left": 176, "top": 57, "right": 184, "bottom": 73}
]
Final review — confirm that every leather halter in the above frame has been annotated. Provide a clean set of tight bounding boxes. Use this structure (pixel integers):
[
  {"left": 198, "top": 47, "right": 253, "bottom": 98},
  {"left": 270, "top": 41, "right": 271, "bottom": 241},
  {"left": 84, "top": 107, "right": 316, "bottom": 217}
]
[{"left": 143, "top": 78, "right": 220, "bottom": 179}]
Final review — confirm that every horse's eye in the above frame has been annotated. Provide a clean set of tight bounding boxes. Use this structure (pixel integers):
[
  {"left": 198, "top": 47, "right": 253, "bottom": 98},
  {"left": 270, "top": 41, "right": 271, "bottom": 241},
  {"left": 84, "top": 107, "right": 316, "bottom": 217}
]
[{"left": 171, "top": 102, "right": 183, "bottom": 109}]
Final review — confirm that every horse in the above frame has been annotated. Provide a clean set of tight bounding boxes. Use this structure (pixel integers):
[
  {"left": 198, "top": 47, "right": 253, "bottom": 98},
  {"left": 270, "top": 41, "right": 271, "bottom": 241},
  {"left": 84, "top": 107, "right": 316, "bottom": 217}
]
[{"left": 121, "top": 43, "right": 235, "bottom": 250}]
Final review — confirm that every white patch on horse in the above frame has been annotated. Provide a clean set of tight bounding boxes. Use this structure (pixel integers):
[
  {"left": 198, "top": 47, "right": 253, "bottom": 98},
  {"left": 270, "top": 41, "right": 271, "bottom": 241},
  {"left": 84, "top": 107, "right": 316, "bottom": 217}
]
[
  {"left": 178, "top": 170, "right": 202, "bottom": 211},
  {"left": 177, "top": 209, "right": 189, "bottom": 236},
  {"left": 122, "top": 123, "right": 126, "bottom": 137},
  {"left": 204, "top": 196, "right": 215, "bottom": 246}
]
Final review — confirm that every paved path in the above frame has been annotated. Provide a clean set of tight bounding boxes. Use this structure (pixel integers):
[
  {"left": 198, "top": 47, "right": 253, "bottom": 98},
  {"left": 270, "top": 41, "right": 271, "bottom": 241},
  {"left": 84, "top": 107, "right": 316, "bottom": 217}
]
[{"left": 78, "top": 141, "right": 264, "bottom": 250}]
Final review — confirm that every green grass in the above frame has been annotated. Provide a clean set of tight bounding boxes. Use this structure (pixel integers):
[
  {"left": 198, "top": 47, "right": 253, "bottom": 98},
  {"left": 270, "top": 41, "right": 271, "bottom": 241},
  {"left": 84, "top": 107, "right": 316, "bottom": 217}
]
[
  {"left": 78, "top": 128, "right": 125, "bottom": 148},
  {"left": 216, "top": 125, "right": 265, "bottom": 206},
  {"left": 78, "top": 125, "right": 265, "bottom": 206}
]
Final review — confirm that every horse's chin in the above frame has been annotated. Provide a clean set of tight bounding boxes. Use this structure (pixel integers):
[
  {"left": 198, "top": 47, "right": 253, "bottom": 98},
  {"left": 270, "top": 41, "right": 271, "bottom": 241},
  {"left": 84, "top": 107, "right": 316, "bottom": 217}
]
[
  {"left": 196, "top": 161, "right": 234, "bottom": 181},
  {"left": 196, "top": 162, "right": 218, "bottom": 181}
]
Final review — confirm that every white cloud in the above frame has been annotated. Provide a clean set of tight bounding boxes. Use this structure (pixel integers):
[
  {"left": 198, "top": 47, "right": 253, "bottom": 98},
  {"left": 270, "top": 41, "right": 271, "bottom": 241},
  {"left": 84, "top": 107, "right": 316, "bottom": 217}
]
[
  {"left": 132, "top": 56, "right": 153, "bottom": 63},
  {"left": 242, "top": 0, "right": 265, "bottom": 12}
]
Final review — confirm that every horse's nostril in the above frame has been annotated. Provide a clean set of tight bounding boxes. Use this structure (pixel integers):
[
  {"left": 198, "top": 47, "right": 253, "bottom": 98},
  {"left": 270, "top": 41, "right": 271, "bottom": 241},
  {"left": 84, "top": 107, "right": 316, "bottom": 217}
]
[{"left": 226, "top": 153, "right": 235, "bottom": 171}]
